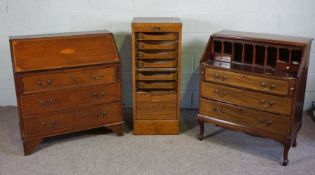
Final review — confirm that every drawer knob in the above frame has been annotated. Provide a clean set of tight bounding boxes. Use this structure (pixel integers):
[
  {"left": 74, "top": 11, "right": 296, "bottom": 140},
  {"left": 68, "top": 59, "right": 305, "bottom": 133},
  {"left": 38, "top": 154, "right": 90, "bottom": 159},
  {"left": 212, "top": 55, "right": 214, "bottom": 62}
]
[
  {"left": 214, "top": 89, "right": 228, "bottom": 97},
  {"left": 139, "top": 34, "right": 144, "bottom": 39},
  {"left": 39, "top": 98, "right": 55, "bottom": 106},
  {"left": 91, "top": 74, "right": 104, "bottom": 80},
  {"left": 91, "top": 92, "right": 106, "bottom": 98},
  {"left": 213, "top": 74, "right": 227, "bottom": 81},
  {"left": 257, "top": 119, "right": 272, "bottom": 127},
  {"left": 212, "top": 106, "right": 224, "bottom": 114},
  {"left": 260, "top": 82, "right": 277, "bottom": 91},
  {"left": 38, "top": 80, "right": 52, "bottom": 87},
  {"left": 42, "top": 121, "right": 56, "bottom": 128}
]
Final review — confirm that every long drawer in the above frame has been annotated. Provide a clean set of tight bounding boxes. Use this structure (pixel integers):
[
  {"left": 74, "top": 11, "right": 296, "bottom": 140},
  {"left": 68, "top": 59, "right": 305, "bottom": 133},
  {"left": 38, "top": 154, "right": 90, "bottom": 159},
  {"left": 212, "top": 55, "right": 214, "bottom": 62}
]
[
  {"left": 20, "top": 83, "right": 120, "bottom": 115},
  {"left": 137, "top": 60, "right": 177, "bottom": 68},
  {"left": 21, "top": 66, "right": 117, "bottom": 94},
  {"left": 201, "top": 82, "right": 292, "bottom": 115},
  {"left": 136, "top": 33, "right": 178, "bottom": 41},
  {"left": 137, "top": 81, "right": 177, "bottom": 90},
  {"left": 137, "top": 72, "right": 177, "bottom": 81},
  {"left": 199, "top": 98, "right": 291, "bottom": 135},
  {"left": 23, "top": 102, "right": 122, "bottom": 137},
  {"left": 137, "top": 41, "right": 178, "bottom": 50},
  {"left": 137, "top": 51, "right": 177, "bottom": 59},
  {"left": 204, "top": 67, "right": 291, "bottom": 96}
]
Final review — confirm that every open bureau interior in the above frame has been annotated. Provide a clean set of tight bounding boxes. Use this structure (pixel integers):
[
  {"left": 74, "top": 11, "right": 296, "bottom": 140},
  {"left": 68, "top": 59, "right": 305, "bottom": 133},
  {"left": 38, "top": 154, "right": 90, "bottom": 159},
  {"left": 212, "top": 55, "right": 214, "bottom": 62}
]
[
  {"left": 198, "top": 30, "right": 312, "bottom": 166},
  {"left": 132, "top": 18, "right": 182, "bottom": 135}
]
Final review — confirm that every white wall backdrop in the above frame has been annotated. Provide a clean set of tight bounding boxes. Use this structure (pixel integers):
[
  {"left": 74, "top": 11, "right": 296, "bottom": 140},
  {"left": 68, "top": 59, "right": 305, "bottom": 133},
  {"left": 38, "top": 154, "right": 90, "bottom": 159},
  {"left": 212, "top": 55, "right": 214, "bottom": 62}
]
[{"left": 0, "top": 0, "right": 314, "bottom": 110}]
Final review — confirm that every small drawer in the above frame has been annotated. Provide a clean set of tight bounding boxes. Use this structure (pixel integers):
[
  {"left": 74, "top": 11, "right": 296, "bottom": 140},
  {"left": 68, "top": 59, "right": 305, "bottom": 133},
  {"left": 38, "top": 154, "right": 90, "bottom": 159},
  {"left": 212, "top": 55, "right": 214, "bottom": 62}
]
[
  {"left": 136, "top": 32, "right": 178, "bottom": 41},
  {"left": 199, "top": 98, "right": 290, "bottom": 135},
  {"left": 137, "top": 60, "right": 177, "bottom": 68},
  {"left": 137, "top": 41, "right": 178, "bottom": 50},
  {"left": 137, "top": 91, "right": 177, "bottom": 103},
  {"left": 137, "top": 81, "right": 177, "bottom": 90},
  {"left": 22, "top": 66, "right": 117, "bottom": 94},
  {"left": 201, "top": 82, "right": 292, "bottom": 115},
  {"left": 137, "top": 51, "right": 177, "bottom": 59},
  {"left": 20, "top": 83, "right": 121, "bottom": 115},
  {"left": 204, "top": 67, "right": 291, "bottom": 96},
  {"left": 136, "top": 102, "right": 176, "bottom": 120},
  {"left": 137, "top": 72, "right": 177, "bottom": 81},
  {"left": 276, "top": 62, "right": 299, "bottom": 73}
]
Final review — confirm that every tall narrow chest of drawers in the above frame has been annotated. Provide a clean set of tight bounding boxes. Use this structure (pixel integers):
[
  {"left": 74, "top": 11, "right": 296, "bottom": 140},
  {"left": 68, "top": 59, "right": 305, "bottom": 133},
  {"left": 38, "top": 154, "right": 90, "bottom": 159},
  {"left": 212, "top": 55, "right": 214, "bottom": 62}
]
[
  {"left": 132, "top": 17, "right": 182, "bottom": 134},
  {"left": 197, "top": 30, "right": 312, "bottom": 165},
  {"left": 10, "top": 31, "right": 124, "bottom": 155}
]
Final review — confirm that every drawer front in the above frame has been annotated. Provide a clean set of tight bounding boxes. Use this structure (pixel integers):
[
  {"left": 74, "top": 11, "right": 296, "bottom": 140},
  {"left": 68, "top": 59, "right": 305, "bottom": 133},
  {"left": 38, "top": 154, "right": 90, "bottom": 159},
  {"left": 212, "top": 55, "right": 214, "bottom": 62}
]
[
  {"left": 201, "top": 82, "right": 292, "bottom": 115},
  {"left": 199, "top": 98, "right": 290, "bottom": 135},
  {"left": 137, "top": 41, "right": 178, "bottom": 50},
  {"left": 11, "top": 35, "right": 119, "bottom": 72},
  {"left": 137, "top": 81, "right": 177, "bottom": 90},
  {"left": 22, "top": 66, "right": 117, "bottom": 94},
  {"left": 137, "top": 60, "right": 177, "bottom": 68},
  {"left": 136, "top": 102, "right": 176, "bottom": 120},
  {"left": 137, "top": 72, "right": 177, "bottom": 81},
  {"left": 72, "top": 102, "right": 122, "bottom": 130},
  {"left": 137, "top": 91, "right": 177, "bottom": 103},
  {"left": 136, "top": 33, "right": 178, "bottom": 41},
  {"left": 21, "top": 83, "right": 121, "bottom": 115},
  {"left": 23, "top": 103, "right": 122, "bottom": 137},
  {"left": 23, "top": 112, "right": 71, "bottom": 137},
  {"left": 204, "top": 68, "right": 290, "bottom": 96},
  {"left": 137, "top": 51, "right": 177, "bottom": 59}
]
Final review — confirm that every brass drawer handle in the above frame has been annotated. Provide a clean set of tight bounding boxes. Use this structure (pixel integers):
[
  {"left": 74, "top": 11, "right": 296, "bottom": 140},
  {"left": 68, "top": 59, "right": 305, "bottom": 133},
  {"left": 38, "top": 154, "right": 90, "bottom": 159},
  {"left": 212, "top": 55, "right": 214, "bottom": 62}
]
[
  {"left": 257, "top": 119, "right": 272, "bottom": 127},
  {"left": 91, "top": 92, "right": 106, "bottom": 98},
  {"left": 153, "top": 27, "right": 161, "bottom": 31},
  {"left": 138, "top": 53, "right": 144, "bottom": 57},
  {"left": 260, "top": 82, "right": 277, "bottom": 91},
  {"left": 213, "top": 74, "right": 227, "bottom": 81},
  {"left": 259, "top": 99, "right": 275, "bottom": 107},
  {"left": 96, "top": 112, "right": 108, "bottom": 118},
  {"left": 214, "top": 89, "right": 228, "bottom": 97},
  {"left": 42, "top": 121, "right": 56, "bottom": 128},
  {"left": 91, "top": 74, "right": 104, "bottom": 80},
  {"left": 39, "top": 98, "right": 55, "bottom": 106},
  {"left": 139, "top": 34, "right": 144, "bottom": 39},
  {"left": 38, "top": 80, "right": 52, "bottom": 87},
  {"left": 212, "top": 106, "right": 225, "bottom": 114},
  {"left": 138, "top": 44, "right": 144, "bottom": 49}
]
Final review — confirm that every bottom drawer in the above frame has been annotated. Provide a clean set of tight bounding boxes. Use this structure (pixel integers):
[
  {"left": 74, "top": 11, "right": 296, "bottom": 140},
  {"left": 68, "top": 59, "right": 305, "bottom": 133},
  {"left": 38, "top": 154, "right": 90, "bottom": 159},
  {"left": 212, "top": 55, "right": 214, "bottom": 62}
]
[
  {"left": 137, "top": 102, "right": 176, "bottom": 120},
  {"left": 133, "top": 120, "right": 179, "bottom": 135},
  {"left": 23, "top": 102, "right": 122, "bottom": 137},
  {"left": 199, "top": 98, "right": 290, "bottom": 135},
  {"left": 137, "top": 81, "right": 177, "bottom": 90}
]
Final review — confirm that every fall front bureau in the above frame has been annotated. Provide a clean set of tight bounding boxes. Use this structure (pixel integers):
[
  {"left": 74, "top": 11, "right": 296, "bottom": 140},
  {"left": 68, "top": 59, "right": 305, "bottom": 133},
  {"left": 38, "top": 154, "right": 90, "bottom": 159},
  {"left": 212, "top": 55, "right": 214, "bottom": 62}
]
[
  {"left": 197, "top": 30, "right": 312, "bottom": 166},
  {"left": 10, "top": 31, "right": 124, "bottom": 155},
  {"left": 132, "top": 17, "right": 182, "bottom": 134}
]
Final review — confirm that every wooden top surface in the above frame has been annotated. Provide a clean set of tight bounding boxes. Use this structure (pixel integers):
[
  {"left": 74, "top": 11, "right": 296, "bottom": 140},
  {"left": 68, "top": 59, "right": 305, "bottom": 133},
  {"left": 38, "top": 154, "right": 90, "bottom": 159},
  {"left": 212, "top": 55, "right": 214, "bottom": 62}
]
[
  {"left": 9, "top": 30, "right": 112, "bottom": 40},
  {"left": 213, "top": 30, "right": 313, "bottom": 46},
  {"left": 132, "top": 17, "right": 182, "bottom": 24}
]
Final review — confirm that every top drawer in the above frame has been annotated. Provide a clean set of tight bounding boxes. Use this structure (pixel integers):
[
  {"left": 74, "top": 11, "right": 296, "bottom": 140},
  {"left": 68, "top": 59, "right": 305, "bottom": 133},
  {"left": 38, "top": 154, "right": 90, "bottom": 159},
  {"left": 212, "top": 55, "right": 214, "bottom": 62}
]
[
  {"left": 136, "top": 33, "right": 178, "bottom": 41},
  {"left": 203, "top": 67, "right": 292, "bottom": 96},
  {"left": 10, "top": 34, "right": 119, "bottom": 72},
  {"left": 21, "top": 66, "right": 117, "bottom": 94}
]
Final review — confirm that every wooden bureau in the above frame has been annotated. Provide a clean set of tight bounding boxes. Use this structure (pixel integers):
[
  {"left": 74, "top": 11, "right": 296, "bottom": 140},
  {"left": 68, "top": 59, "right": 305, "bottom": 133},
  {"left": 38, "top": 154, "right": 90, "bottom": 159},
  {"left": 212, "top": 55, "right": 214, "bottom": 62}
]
[
  {"left": 132, "top": 17, "right": 182, "bottom": 134},
  {"left": 197, "top": 30, "right": 312, "bottom": 166},
  {"left": 10, "top": 31, "right": 124, "bottom": 155}
]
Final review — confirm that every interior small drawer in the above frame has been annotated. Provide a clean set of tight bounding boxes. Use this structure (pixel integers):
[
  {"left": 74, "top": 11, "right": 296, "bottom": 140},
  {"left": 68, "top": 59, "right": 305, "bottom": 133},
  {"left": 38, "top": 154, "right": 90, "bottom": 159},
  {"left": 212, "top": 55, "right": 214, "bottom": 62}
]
[
  {"left": 137, "top": 41, "right": 178, "bottom": 50},
  {"left": 137, "top": 60, "right": 177, "bottom": 68},
  {"left": 21, "top": 66, "right": 117, "bottom": 94},
  {"left": 137, "top": 81, "right": 177, "bottom": 90},
  {"left": 200, "top": 82, "right": 292, "bottom": 115},
  {"left": 137, "top": 51, "right": 177, "bottom": 59},
  {"left": 199, "top": 98, "right": 290, "bottom": 135},
  {"left": 136, "top": 32, "right": 178, "bottom": 41},
  {"left": 137, "top": 72, "right": 177, "bottom": 81},
  {"left": 204, "top": 67, "right": 291, "bottom": 96}
]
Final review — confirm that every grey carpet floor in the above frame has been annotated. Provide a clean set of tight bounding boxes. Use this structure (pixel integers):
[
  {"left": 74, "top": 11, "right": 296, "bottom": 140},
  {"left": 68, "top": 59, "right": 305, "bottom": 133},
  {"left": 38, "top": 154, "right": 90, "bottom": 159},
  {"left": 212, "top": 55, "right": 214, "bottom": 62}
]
[{"left": 0, "top": 106, "right": 315, "bottom": 175}]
